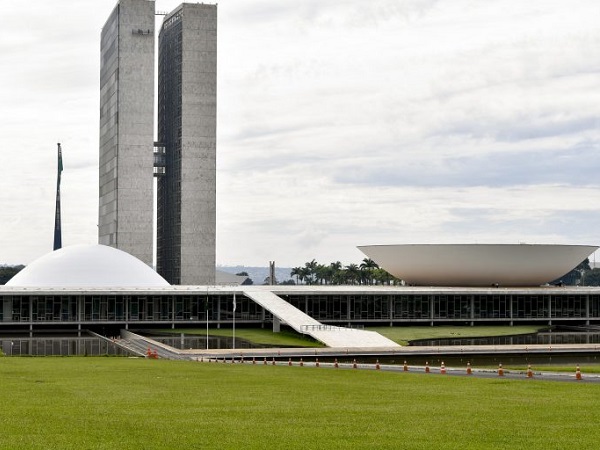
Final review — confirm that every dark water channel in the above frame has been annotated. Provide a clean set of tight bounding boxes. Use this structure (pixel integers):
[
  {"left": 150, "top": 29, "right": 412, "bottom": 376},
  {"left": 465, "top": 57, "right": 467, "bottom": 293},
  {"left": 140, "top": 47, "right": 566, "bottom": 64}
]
[
  {"left": 410, "top": 330, "right": 600, "bottom": 347},
  {"left": 150, "top": 334, "right": 270, "bottom": 350},
  {"left": 0, "top": 334, "right": 268, "bottom": 357},
  {"left": 1, "top": 337, "right": 129, "bottom": 357}
]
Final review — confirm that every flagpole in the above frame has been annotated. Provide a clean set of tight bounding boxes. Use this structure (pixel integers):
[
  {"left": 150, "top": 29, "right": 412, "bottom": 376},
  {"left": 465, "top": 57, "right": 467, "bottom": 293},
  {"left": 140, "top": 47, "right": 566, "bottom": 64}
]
[
  {"left": 206, "top": 287, "right": 209, "bottom": 350},
  {"left": 233, "top": 291, "right": 236, "bottom": 350}
]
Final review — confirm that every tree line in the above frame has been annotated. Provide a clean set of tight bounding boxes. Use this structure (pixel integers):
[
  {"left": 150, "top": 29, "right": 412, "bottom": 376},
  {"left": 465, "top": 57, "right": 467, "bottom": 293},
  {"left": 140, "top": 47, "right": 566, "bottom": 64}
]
[
  {"left": 289, "top": 258, "right": 401, "bottom": 286},
  {"left": 560, "top": 258, "right": 600, "bottom": 286},
  {"left": 0, "top": 265, "right": 24, "bottom": 285}
]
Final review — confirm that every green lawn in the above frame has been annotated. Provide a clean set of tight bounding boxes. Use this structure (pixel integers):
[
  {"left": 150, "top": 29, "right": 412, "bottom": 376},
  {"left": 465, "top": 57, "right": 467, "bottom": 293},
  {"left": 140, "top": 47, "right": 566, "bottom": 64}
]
[
  {"left": 163, "top": 325, "right": 543, "bottom": 348},
  {"left": 368, "top": 325, "right": 544, "bottom": 346},
  {"left": 1, "top": 357, "right": 600, "bottom": 449},
  {"left": 164, "top": 327, "right": 325, "bottom": 347}
]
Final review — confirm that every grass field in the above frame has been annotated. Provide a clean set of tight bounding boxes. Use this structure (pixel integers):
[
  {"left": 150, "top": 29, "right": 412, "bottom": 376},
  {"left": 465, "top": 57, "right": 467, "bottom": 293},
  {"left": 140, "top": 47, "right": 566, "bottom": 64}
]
[
  {"left": 164, "top": 327, "right": 325, "bottom": 347},
  {"left": 161, "top": 325, "right": 543, "bottom": 348},
  {"left": 1, "top": 357, "right": 600, "bottom": 449},
  {"left": 368, "top": 325, "right": 544, "bottom": 346}
]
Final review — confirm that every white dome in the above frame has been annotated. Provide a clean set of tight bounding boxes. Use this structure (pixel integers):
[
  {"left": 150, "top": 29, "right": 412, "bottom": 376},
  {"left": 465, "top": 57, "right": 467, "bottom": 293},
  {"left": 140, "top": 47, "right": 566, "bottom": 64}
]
[{"left": 7, "top": 245, "right": 169, "bottom": 287}]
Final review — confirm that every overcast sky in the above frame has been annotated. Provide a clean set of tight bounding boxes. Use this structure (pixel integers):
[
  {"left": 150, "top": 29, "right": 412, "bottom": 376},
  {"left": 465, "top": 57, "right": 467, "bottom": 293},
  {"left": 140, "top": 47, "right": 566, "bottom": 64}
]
[{"left": 1, "top": 0, "right": 599, "bottom": 267}]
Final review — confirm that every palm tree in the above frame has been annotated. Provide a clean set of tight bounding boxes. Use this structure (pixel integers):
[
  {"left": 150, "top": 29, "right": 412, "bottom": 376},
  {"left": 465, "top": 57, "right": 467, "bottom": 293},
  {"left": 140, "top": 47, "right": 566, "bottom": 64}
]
[
  {"left": 314, "top": 264, "right": 328, "bottom": 285},
  {"left": 345, "top": 264, "right": 360, "bottom": 285},
  {"left": 359, "top": 258, "right": 379, "bottom": 285},
  {"left": 300, "top": 266, "right": 313, "bottom": 285},
  {"left": 304, "top": 259, "right": 318, "bottom": 285},
  {"left": 290, "top": 267, "right": 302, "bottom": 285},
  {"left": 330, "top": 261, "right": 342, "bottom": 271},
  {"left": 317, "top": 264, "right": 335, "bottom": 285},
  {"left": 373, "top": 268, "right": 393, "bottom": 285},
  {"left": 329, "top": 261, "right": 343, "bottom": 285}
]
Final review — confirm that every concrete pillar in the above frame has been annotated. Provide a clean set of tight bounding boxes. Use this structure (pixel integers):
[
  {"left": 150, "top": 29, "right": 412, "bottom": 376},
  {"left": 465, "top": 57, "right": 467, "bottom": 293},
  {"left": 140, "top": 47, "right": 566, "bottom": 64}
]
[
  {"left": 470, "top": 295, "right": 474, "bottom": 326},
  {"left": 217, "top": 297, "right": 221, "bottom": 329},
  {"left": 586, "top": 294, "right": 590, "bottom": 326},
  {"left": 430, "top": 295, "right": 434, "bottom": 327},
  {"left": 269, "top": 261, "right": 276, "bottom": 285},
  {"left": 273, "top": 316, "right": 281, "bottom": 333},
  {"left": 347, "top": 295, "right": 352, "bottom": 321}
]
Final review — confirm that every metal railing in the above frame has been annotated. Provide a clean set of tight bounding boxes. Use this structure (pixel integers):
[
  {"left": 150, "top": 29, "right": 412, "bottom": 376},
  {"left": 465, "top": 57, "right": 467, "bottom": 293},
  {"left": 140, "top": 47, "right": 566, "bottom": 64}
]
[{"left": 301, "top": 324, "right": 362, "bottom": 332}]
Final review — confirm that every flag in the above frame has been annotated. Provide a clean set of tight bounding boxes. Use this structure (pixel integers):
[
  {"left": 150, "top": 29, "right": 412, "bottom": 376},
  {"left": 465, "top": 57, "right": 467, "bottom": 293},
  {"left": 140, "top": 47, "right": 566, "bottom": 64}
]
[
  {"left": 53, "top": 143, "right": 63, "bottom": 251},
  {"left": 233, "top": 293, "right": 236, "bottom": 312}
]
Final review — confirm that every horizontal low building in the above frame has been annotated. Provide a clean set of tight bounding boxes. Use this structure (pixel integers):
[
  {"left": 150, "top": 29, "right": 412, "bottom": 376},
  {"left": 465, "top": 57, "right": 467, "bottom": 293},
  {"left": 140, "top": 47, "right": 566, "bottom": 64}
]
[
  {"left": 2, "top": 284, "right": 600, "bottom": 332},
  {"left": 3, "top": 245, "right": 600, "bottom": 339}
]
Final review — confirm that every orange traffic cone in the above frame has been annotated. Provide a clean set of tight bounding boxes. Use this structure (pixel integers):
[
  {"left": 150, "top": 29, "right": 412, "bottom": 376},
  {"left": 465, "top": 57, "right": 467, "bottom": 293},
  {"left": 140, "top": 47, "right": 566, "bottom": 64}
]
[
  {"left": 466, "top": 362, "right": 472, "bottom": 375},
  {"left": 498, "top": 363, "right": 504, "bottom": 377},
  {"left": 425, "top": 361, "right": 430, "bottom": 373},
  {"left": 403, "top": 361, "right": 408, "bottom": 372},
  {"left": 440, "top": 361, "right": 446, "bottom": 375},
  {"left": 576, "top": 365, "right": 582, "bottom": 380},
  {"left": 526, "top": 364, "right": 533, "bottom": 378}
]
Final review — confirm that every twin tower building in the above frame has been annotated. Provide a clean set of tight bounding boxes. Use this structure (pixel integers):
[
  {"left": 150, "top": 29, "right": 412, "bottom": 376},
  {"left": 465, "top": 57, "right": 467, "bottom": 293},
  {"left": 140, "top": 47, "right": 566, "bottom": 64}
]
[{"left": 98, "top": 0, "right": 217, "bottom": 285}]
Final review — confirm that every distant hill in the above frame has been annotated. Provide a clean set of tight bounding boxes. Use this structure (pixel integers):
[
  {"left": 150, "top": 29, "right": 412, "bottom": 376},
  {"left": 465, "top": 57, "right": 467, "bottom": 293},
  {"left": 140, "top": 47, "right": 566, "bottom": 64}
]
[{"left": 217, "top": 266, "right": 294, "bottom": 285}]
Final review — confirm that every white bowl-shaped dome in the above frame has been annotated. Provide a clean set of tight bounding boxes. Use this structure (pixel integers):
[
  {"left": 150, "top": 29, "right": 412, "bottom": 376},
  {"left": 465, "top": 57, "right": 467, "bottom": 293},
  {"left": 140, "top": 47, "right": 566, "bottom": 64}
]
[
  {"left": 6, "top": 244, "right": 169, "bottom": 287},
  {"left": 358, "top": 244, "right": 598, "bottom": 287}
]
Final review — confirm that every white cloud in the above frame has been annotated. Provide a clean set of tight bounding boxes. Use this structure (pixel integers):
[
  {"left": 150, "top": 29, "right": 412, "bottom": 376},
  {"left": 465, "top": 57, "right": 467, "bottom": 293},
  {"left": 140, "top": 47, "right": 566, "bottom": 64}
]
[{"left": 1, "top": 0, "right": 599, "bottom": 268}]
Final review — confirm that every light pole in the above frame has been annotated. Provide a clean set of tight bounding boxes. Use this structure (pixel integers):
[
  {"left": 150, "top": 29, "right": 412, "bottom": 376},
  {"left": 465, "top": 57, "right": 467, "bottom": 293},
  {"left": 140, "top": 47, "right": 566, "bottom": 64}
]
[
  {"left": 205, "top": 288, "right": 209, "bottom": 350},
  {"left": 233, "top": 292, "right": 236, "bottom": 350}
]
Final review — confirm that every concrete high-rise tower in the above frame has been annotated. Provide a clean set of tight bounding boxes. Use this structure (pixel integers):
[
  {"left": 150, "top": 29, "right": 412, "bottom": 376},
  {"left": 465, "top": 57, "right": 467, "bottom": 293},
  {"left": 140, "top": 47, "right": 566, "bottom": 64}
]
[
  {"left": 157, "top": 4, "right": 217, "bottom": 285},
  {"left": 99, "top": 0, "right": 155, "bottom": 266}
]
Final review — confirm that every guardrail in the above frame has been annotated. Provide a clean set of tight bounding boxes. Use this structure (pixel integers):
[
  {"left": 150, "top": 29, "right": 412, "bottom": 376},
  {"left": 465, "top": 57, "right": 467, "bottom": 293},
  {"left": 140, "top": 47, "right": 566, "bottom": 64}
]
[{"left": 301, "top": 324, "right": 364, "bottom": 332}]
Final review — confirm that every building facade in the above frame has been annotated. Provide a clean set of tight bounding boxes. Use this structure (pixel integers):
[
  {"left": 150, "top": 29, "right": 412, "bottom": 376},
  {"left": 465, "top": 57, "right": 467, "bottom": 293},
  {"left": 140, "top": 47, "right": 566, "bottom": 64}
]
[
  {"left": 157, "top": 4, "right": 217, "bottom": 285},
  {"left": 99, "top": 0, "right": 155, "bottom": 266},
  {"left": 3, "top": 286, "right": 600, "bottom": 332},
  {"left": 99, "top": 1, "right": 217, "bottom": 284}
]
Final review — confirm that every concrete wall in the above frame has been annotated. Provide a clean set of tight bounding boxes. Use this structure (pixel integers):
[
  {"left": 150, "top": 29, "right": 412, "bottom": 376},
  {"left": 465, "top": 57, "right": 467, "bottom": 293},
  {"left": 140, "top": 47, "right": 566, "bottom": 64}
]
[
  {"left": 99, "top": 0, "right": 155, "bottom": 266},
  {"left": 180, "top": 4, "right": 217, "bottom": 285}
]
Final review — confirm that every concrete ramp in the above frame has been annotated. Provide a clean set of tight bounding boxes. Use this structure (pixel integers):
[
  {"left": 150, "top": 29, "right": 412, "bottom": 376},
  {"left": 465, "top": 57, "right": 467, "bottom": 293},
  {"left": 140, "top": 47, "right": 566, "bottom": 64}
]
[
  {"left": 301, "top": 325, "right": 401, "bottom": 348},
  {"left": 242, "top": 289, "right": 400, "bottom": 349}
]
